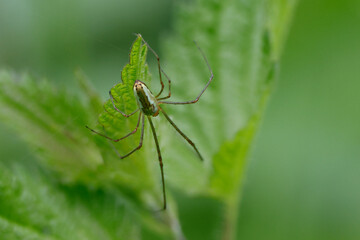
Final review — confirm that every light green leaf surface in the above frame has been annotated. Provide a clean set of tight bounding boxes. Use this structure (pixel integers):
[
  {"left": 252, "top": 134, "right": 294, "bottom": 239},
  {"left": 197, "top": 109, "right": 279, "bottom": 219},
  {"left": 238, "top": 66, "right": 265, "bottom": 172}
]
[
  {"left": 0, "top": 36, "right": 182, "bottom": 239},
  {"left": 161, "top": 0, "right": 291, "bottom": 195},
  {"left": 0, "top": 71, "right": 103, "bottom": 182},
  {"left": 159, "top": 0, "right": 296, "bottom": 238},
  {"left": 0, "top": 216, "right": 55, "bottom": 240},
  {"left": 0, "top": 163, "right": 113, "bottom": 240}
]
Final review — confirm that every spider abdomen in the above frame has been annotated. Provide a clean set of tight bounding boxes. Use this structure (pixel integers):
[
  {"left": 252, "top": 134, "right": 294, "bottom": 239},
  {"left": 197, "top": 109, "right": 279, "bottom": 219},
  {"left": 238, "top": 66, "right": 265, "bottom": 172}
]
[{"left": 133, "top": 80, "right": 159, "bottom": 116}]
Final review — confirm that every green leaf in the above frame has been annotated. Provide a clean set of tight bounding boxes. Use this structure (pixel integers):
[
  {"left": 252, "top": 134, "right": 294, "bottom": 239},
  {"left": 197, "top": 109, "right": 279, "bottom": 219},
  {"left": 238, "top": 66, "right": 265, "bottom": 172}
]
[
  {"left": 0, "top": 71, "right": 103, "bottom": 182},
  {"left": 0, "top": 216, "right": 55, "bottom": 240},
  {"left": 160, "top": 0, "right": 285, "bottom": 193},
  {"left": 159, "top": 0, "right": 296, "bottom": 238},
  {"left": 267, "top": 0, "right": 298, "bottom": 60},
  {"left": 0, "top": 37, "right": 183, "bottom": 238},
  {"left": 0, "top": 1, "right": 297, "bottom": 239},
  {"left": 0, "top": 163, "right": 113, "bottom": 240}
]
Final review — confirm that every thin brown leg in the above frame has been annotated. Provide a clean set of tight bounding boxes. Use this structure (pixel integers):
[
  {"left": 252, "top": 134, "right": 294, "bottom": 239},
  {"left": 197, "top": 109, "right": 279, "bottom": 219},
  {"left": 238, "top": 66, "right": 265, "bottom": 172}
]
[
  {"left": 147, "top": 116, "right": 166, "bottom": 210},
  {"left": 118, "top": 114, "right": 145, "bottom": 159},
  {"left": 86, "top": 112, "right": 142, "bottom": 142},
  {"left": 160, "top": 107, "right": 203, "bottom": 161},
  {"left": 158, "top": 41, "right": 213, "bottom": 105},
  {"left": 109, "top": 87, "right": 139, "bottom": 117},
  {"left": 138, "top": 34, "right": 172, "bottom": 100},
  {"left": 156, "top": 69, "right": 171, "bottom": 100},
  {"left": 138, "top": 34, "right": 164, "bottom": 98}
]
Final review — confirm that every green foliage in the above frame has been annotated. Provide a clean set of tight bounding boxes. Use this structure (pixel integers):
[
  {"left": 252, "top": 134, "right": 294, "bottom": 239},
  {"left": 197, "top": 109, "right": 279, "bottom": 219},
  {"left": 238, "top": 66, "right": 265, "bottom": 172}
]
[
  {"left": 158, "top": 1, "right": 295, "bottom": 238},
  {"left": 0, "top": 36, "right": 180, "bottom": 239},
  {"left": 0, "top": 1, "right": 296, "bottom": 240},
  {"left": 0, "top": 71, "right": 103, "bottom": 182},
  {"left": 0, "top": 163, "right": 113, "bottom": 240},
  {"left": 160, "top": 0, "right": 296, "bottom": 238}
]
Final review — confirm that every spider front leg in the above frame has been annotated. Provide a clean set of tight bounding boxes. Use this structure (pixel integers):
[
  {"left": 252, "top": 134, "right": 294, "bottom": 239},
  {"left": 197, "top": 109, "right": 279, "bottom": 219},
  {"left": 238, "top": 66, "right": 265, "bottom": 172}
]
[
  {"left": 86, "top": 112, "right": 142, "bottom": 142},
  {"left": 158, "top": 41, "right": 213, "bottom": 105},
  {"left": 109, "top": 86, "right": 139, "bottom": 117},
  {"left": 114, "top": 115, "right": 145, "bottom": 159},
  {"left": 156, "top": 69, "right": 172, "bottom": 100},
  {"left": 117, "top": 114, "right": 145, "bottom": 159},
  {"left": 138, "top": 34, "right": 171, "bottom": 100}
]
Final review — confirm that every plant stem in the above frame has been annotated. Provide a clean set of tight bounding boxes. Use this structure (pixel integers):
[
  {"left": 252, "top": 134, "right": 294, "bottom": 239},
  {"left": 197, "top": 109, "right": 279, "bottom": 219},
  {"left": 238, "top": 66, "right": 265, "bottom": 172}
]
[
  {"left": 220, "top": 83, "right": 274, "bottom": 240},
  {"left": 222, "top": 196, "right": 240, "bottom": 240}
]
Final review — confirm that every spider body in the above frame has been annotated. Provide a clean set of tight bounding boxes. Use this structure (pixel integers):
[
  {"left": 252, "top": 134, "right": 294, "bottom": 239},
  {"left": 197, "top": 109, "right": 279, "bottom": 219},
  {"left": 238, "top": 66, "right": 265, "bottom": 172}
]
[{"left": 133, "top": 80, "right": 159, "bottom": 117}]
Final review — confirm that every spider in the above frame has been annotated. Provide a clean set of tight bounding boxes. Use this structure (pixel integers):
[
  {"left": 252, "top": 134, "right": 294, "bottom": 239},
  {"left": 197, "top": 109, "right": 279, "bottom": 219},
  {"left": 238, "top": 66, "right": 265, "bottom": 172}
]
[{"left": 86, "top": 34, "right": 213, "bottom": 210}]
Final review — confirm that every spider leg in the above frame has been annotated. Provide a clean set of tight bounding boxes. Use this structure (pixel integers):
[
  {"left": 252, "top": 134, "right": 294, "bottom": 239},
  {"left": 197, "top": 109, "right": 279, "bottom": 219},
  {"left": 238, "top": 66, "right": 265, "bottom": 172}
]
[
  {"left": 158, "top": 41, "right": 213, "bottom": 105},
  {"left": 117, "top": 114, "right": 145, "bottom": 159},
  {"left": 160, "top": 107, "right": 203, "bottom": 161},
  {"left": 86, "top": 112, "right": 142, "bottom": 142},
  {"left": 138, "top": 34, "right": 172, "bottom": 100},
  {"left": 156, "top": 69, "right": 171, "bottom": 100},
  {"left": 109, "top": 86, "right": 139, "bottom": 117},
  {"left": 138, "top": 34, "right": 164, "bottom": 97},
  {"left": 147, "top": 116, "right": 166, "bottom": 210}
]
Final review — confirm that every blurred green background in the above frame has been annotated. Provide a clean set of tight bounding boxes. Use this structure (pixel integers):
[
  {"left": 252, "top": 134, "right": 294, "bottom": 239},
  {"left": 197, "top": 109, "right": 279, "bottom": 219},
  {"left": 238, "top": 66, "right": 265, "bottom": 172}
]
[
  {"left": 1, "top": 0, "right": 359, "bottom": 239},
  {"left": 238, "top": 0, "right": 360, "bottom": 239}
]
